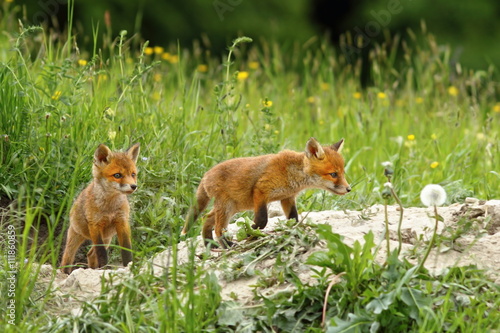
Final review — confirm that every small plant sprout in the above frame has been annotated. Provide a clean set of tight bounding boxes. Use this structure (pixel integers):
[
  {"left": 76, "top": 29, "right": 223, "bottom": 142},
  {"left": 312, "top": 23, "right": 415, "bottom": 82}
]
[{"left": 417, "top": 184, "right": 447, "bottom": 273}]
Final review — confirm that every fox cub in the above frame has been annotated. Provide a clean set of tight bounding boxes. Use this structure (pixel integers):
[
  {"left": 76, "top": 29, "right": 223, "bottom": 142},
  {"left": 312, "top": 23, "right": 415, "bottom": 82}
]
[
  {"left": 60, "top": 143, "right": 140, "bottom": 274},
  {"left": 182, "top": 138, "right": 350, "bottom": 248}
]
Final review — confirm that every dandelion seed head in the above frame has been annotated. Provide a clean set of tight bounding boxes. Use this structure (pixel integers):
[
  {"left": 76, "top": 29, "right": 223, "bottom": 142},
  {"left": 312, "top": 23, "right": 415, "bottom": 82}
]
[{"left": 420, "top": 184, "right": 447, "bottom": 207}]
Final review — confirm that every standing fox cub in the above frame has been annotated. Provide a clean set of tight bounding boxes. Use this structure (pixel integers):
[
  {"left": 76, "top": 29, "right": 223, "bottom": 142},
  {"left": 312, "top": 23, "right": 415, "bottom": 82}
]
[
  {"left": 60, "top": 143, "right": 140, "bottom": 274},
  {"left": 182, "top": 138, "right": 350, "bottom": 248}
]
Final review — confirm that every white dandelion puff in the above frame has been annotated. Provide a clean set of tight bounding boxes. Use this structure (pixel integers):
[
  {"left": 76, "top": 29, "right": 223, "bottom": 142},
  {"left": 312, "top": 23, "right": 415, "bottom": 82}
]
[
  {"left": 381, "top": 161, "right": 393, "bottom": 168},
  {"left": 420, "top": 184, "right": 447, "bottom": 207}
]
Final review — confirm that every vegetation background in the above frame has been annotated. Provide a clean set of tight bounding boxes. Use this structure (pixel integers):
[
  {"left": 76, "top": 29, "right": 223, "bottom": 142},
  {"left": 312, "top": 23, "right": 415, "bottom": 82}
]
[{"left": 0, "top": 0, "right": 499, "bottom": 331}]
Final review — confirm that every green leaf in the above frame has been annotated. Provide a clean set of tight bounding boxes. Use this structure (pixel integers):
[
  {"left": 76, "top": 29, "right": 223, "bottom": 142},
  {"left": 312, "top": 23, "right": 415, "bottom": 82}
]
[
  {"left": 327, "top": 313, "right": 374, "bottom": 333},
  {"left": 366, "top": 290, "right": 396, "bottom": 314},
  {"left": 306, "top": 251, "right": 332, "bottom": 268}
]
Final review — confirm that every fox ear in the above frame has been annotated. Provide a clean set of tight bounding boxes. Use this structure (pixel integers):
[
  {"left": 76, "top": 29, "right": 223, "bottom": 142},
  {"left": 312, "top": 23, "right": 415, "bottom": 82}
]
[
  {"left": 126, "top": 143, "right": 140, "bottom": 163},
  {"left": 305, "top": 137, "right": 325, "bottom": 160},
  {"left": 331, "top": 139, "right": 344, "bottom": 153},
  {"left": 94, "top": 144, "right": 112, "bottom": 166}
]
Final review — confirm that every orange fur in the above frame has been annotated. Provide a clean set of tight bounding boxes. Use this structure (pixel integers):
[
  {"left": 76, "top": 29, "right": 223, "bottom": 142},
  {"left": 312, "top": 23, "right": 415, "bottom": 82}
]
[
  {"left": 182, "top": 138, "right": 350, "bottom": 248},
  {"left": 60, "top": 143, "right": 140, "bottom": 274}
]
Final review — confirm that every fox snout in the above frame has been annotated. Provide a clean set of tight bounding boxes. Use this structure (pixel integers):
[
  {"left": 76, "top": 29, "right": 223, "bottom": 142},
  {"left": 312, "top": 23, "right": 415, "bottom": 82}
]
[{"left": 122, "top": 183, "right": 138, "bottom": 193}]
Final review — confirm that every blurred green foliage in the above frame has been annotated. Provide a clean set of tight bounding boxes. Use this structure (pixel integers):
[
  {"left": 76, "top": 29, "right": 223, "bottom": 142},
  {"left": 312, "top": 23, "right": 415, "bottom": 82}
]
[{"left": 12, "top": 0, "right": 500, "bottom": 70}]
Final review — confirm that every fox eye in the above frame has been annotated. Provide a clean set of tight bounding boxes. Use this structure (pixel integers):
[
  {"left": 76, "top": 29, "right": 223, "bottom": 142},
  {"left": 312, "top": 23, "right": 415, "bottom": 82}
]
[
  {"left": 113, "top": 173, "right": 122, "bottom": 179},
  {"left": 131, "top": 173, "right": 136, "bottom": 178},
  {"left": 330, "top": 172, "right": 338, "bottom": 178}
]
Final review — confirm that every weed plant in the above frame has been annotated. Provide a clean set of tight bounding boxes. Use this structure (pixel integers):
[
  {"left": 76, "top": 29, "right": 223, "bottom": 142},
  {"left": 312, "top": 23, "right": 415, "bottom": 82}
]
[{"left": 0, "top": 2, "right": 499, "bottom": 332}]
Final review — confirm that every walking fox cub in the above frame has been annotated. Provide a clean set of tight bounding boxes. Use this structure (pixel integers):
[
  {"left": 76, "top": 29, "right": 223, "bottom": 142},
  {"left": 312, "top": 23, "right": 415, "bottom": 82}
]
[
  {"left": 182, "top": 138, "right": 350, "bottom": 248},
  {"left": 60, "top": 143, "right": 140, "bottom": 274}
]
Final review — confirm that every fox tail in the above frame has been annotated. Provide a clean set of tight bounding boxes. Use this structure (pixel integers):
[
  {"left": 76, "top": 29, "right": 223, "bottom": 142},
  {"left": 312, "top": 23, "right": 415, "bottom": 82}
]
[{"left": 182, "top": 182, "right": 210, "bottom": 235}]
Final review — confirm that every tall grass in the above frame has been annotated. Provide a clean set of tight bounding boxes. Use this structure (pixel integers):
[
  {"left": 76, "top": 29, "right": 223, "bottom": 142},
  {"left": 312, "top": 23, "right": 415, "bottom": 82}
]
[{"left": 0, "top": 3, "right": 499, "bottom": 332}]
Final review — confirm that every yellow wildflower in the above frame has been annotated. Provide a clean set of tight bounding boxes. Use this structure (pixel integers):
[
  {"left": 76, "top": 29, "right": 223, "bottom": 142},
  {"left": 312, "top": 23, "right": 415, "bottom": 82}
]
[
  {"left": 448, "top": 86, "right": 459, "bottom": 96},
  {"left": 377, "top": 92, "right": 387, "bottom": 99},
  {"left": 154, "top": 46, "right": 164, "bottom": 55},
  {"left": 249, "top": 61, "right": 259, "bottom": 70},
  {"left": 108, "top": 130, "right": 117, "bottom": 140},
  {"left": 263, "top": 100, "right": 273, "bottom": 107},
  {"left": 264, "top": 124, "right": 271, "bottom": 130},
  {"left": 353, "top": 92, "right": 362, "bottom": 99},
  {"left": 307, "top": 96, "right": 315, "bottom": 104},
  {"left": 407, "top": 134, "right": 415, "bottom": 141},
  {"left": 168, "top": 55, "right": 179, "bottom": 64},
  {"left": 237, "top": 71, "right": 249, "bottom": 81},
  {"left": 431, "top": 133, "right": 437, "bottom": 140},
  {"left": 197, "top": 64, "right": 208, "bottom": 73},
  {"left": 153, "top": 73, "right": 162, "bottom": 82},
  {"left": 161, "top": 52, "right": 171, "bottom": 61},
  {"left": 78, "top": 59, "right": 87, "bottom": 66},
  {"left": 415, "top": 97, "right": 424, "bottom": 104},
  {"left": 320, "top": 83, "right": 329, "bottom": 91},
  {"left": 430, "top": 161, "right": 439, "bottom": 169},
  {"left": 493, "top": 103, "right": 500, "bottom": 113},
  {"left": 6, "top": 0, "right": 13, "bottom": 3},
  {"left": 51, "top": 91, "right": 62, "bottom": 100},
  {"left": 476, "top": 132, "right": 486, "bottom": 140},
  {"left": 152, "top": 91, "right": 161, "bottom": 101},
  {"left": 144, "top": 47, "right": 154, "bottom": 56}
]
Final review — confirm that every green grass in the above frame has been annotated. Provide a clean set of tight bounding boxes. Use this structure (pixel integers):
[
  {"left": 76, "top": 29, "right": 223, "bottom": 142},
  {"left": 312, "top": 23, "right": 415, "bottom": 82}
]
[{"left": 1, "top": 3, "right": 500, "bottom": 332}]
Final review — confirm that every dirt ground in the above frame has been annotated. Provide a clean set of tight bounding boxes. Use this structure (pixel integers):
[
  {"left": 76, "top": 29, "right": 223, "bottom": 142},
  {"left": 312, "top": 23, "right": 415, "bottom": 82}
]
[{"left": 40, "top": 198, "right": 500, "bottom": 315}]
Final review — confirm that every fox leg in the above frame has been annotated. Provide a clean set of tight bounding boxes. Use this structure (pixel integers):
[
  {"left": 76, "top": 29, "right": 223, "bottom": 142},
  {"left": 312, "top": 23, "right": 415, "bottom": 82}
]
[
  {"left": 281, "top": 197, "right": 299, "bottom": 221},
  {"left": 87, "top": 236, "right": 112, "bottom": 268},
  {"left": 252, "top": 190, "right": 268, "bottom": 230},
  {"left": 213, "top": 206, "right": 234, "bottom": 249},
  {"left": 88, "top": 223, "right": 109, "bottom": 268},
  {"left": 60, "top": 226, "right": 87, "bottom": 274},
  {"left": 115, "top": 220, "right": 133, "bottom": 267},
  {"left": 202, "top": 209, "right": 216, "bottom": 244}
]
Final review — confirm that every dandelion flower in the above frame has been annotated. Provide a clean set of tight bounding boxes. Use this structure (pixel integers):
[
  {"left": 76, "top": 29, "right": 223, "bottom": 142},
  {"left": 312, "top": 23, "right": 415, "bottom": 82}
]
[
  {"left": 420, "top": 184, "right": 447, "bottom": 207},
  {"left": 263, "top": 100, "right": 273, "bottom": 107},
  {"left": 430, "top": 161, "right": 439, "bottom": 169},
  {"left": 237, "top": 71, "right": 249, "bottom": 81},
  {"left": 154, "top": 46, "right": 164, "bottom": 55},
  {"left": 353, "top": 92, "right": 362, "bottom": 99},
  {"left": 448, "top": 86, "right": 459, "bottom": 96},
  {"left": 144, "top": 47, "right": 154, "bottom": 56},
  {"left": 161, "top": 52, "right": 171, "bottom": 61},
  {"left": 381, "top": 161, "right": 393, "bottom": 168},
  {"left": 51, "top": 91, "right": 62, "bottom": 100},
  {"left": 476, "top": 132, "right": 486, "bottom": 140},
  {"left": 377, "top": 92, "right": 387, "bottom": 99},
  {"left": 78, "top": 59, "right": 87, "bottom": 66},
  {"left": 153, "top": 73, "right": 162, "bottom": 82},
  {"left": 320, "top": 83, "right": 329, "bottom": 91},
  {"left": 415, "top": 97, "right": 424, "bottom": 104},
  {"left": 493, "top": 103, "right": 500, "bottom": 113},
  {"left": 248, "top": 61, "right": 259, "bottom": 70},
  {"left": 108, "top": 130, "right": 117, "bottom": 140},
  {"left": 431, "top": 133, "right": 437, "bottom": 140},
  {"left": 197, "top": 64, "right": 208, "bottom": 73},
  {"left": 407, "top": 134, "right": 415, "bottom": 141},
  {"left": 168, "top": 55, "right": 179, "bottom": 64},
  {"left": 306, "top": 96, "right": 315, "bottom": 104}
]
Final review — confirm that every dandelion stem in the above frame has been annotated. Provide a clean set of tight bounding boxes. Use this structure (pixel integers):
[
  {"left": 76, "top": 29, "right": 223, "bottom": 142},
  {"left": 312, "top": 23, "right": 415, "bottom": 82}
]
[
  {"left": 384, "top": 199, "right": 390, "bottom": 259},
  {"left": 417, "top": 205, "right": 439, "bottom": 273},
  {"left": 390, "top": 188, "right": 404, "bottom": 255}
]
